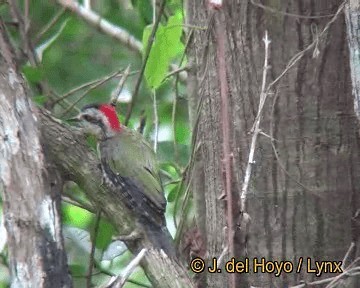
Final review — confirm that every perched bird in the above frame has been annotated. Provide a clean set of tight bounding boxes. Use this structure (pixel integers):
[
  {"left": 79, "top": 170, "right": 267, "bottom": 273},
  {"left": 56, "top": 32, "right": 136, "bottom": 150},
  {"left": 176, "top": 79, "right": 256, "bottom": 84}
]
[{"left": 74, "top": 103, "right": 174, "bottom": 255}]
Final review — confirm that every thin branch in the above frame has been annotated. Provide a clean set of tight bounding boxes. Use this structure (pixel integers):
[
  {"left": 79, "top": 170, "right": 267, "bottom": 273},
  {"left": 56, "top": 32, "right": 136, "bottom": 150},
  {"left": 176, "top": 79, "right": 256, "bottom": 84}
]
[
  {"left": 259, "top": 0, "right": 346, "bottom": 199},
  {"left": 288, "top": 267, "right": 360, "bottom": 288},
  {"left": 36, "top": 8, "right": 66, "bottom": 43},
  {"left": 341, "top": 242, "right": 356, "bottom": 270},
  {"left": 111, "top": 65, "right": 131, "bottom": 106},
  {"left": 8, "top": 0, "right": 38, "bottom": 66},
  {"left": 163, "top": 65, "right": 189, "bottom": 82},
  {"left": 265, "top": 0, "right": 346, "bottom": 94},
  {"left": 86, "top": 210, "right": 101, "bottom": 288},
  {"left": 124, "top": 0, "right": 167, "bottom": 126},
  {"left": 59, "top": 70, "right": 134, "bottom": 117},
  {"left": 250, "top": 0, "right": 335, "bottom": 19},
  {"left": 53, "top": 70, "right": 121, "bottom": 104},
  {"left": 62, "top": 195, "right": 96, "bottom": 214},
  {"left": 56, "top": 0, "right": 187, "bottom": 83},
  {"left": 172, "top": 29, "right": 194, "bottom": 162},
  {"left": 240, "top": 31, "right": 270, "bottom": 212},
  {"left": 57, "top": 0, "right": 142, "bottom": 53},
  {"left": 105, "top": 249, "right": 147, "bottom": 288}
]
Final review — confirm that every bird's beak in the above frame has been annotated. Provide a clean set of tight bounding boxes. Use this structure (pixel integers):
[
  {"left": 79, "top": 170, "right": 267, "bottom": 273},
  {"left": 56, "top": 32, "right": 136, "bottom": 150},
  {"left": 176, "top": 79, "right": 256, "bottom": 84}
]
[{"left": 66, "top": 115, "right": 82, "bottom": 124}]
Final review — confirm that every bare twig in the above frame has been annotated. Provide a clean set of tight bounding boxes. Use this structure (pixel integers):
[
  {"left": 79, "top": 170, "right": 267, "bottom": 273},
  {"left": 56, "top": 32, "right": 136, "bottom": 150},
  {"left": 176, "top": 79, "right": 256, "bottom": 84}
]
[
  {"left": 58, "top": 69, "right": 136, "bottom": 117},
  {"left": 57, "top": 0, "right": 142, "bottom": 52},
  {"left": 8, "top": 0, "right": 38, "bottom": 66},
  {"left": 240, "top": 31, "right": 270, "bottom": 213},
  {"left": 265, "top": 0, "right": 346, "bottom": 94},
  {"left": 124, "top": 0, "right": 167, "bottom": 125},
  {"left": 56, "top": 0, "right": 187, "bottom": 83},
  {"left": 250, "top": 0, "right": 335, "bottom": 19},
  {"left": 259, "top": 0, "right": 346, "bottom": 198},
  {"left": 342, "top": 242, "right": 356, "bottom": 270},
  {"left": 36, "top": 8, "right": 66, "bottom": 42},
  {"left": 105, "top": 249, "right": 147, "bottom": 288},
  {"left": 163, "top": 65, "right": 189, "bottom": 82},
  {"left": 62, "top": 195, "right": 96, "bottom": 214},
  {"left": 288, "top": 267, "right": 360, "bottom": 288},
  {"left": 53, "top": 70, "right": 125, "bottom": 106},
  {"left": 111, "top": 65, "right": 131, "bottom": 106},
  {"left": 172, "top": 30, "right": 194, "bottom": 162},
  {"left": 86, "top": 210, "right": 101, "bottom": 288}
]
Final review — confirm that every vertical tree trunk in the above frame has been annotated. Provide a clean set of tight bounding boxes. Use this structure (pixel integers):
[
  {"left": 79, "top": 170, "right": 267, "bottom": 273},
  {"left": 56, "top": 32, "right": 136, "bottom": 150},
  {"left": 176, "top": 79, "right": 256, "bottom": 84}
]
[
  {"left": 187, "top": 1, "right": 360, "bottom": 287},
  {"left": 0, "top": 22, "right": 72, "bottom": 287},
  {"left": 345, "top": 0, "right": 360, "bottom": 120}
]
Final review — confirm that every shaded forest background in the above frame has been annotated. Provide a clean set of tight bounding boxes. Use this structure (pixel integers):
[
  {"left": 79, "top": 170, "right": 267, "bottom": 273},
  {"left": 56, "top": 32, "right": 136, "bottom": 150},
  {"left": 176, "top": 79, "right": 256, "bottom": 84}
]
[{"left": 1, "top": 0, "right": 360, "bottom": 288}]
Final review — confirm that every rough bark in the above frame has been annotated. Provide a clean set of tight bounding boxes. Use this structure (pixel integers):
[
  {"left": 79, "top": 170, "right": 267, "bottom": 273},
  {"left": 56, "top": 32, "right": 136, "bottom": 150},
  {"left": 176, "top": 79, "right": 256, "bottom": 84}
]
[
  {"left": 187, "top": 0, "right": 360, "bottom": 287},
  {"left": 39, "top": 111, "right": 194, "bottom": 288},
  {"left": 345, "top": 1, "right": 360, "bottom": 120},
  {"left": 0, "top": 22, "right": 72, "bottom": 288}
]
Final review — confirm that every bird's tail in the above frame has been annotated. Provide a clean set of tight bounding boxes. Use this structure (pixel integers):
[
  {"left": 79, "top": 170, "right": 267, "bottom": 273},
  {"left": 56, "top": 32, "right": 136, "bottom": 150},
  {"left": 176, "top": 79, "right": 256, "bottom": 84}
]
[{"left": 140, "top": 216, "right": 177, "bottom": 258}]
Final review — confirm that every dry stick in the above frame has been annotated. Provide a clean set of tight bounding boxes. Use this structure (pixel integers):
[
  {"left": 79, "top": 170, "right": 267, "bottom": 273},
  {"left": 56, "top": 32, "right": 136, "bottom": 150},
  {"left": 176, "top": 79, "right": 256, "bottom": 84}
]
[
  {"left": 341, "top": 241, "right": 356, "bottom": 270},
  {"left": 241, "top": 31, "right": 270, "bottom": 214},
  {"left": 250, "top": 0, "right": 335, "bottom": 19},
  {"left": 163, "top": 65, "right": 189, "bottom": 82},
  {"left": 264, "top": 0, "right": 346, "bottom": 196},
  {"left": 53, "top": 70, "right": 125, "bottom": 106},
  {"left": 124, "top": 0, "right": 167, "bottom": 126},
  {"left": 110, "top": 65, "right": 131, "bottom": 106},
  {"left": 8, "top": 0, "right": 38, "bottom": 66},
  {"left": 326, "top": 254, "right": 360, "bottom": 288},
  {"left": 286, "top": 268, "right": 360, "bottom": 288},
  {"left": 86, "top": 210, "right": 101, "bottom": 288},
  {"left": 324, "top": 256, "right": 360, "bottom": 288},
  {"left": 57, "top": 0, "right": 142, "bottom": 52},
  {"left": 215, "top": 12, "right": 236, "bottom": 288},
  {"left": 62, "top": 195, "right": 96, "bottom": 214},
  {"left": 59, "top": 71, "right": 128, "bottom": 117},
  {"left": 105, "top": 249, "right": 147, "bottom": 288},
  {"left": 56, "top": 0, "right": 187, "bottom": 83},
  {"left": 265, "top": 0, "right": 346, "bottom": 94}
]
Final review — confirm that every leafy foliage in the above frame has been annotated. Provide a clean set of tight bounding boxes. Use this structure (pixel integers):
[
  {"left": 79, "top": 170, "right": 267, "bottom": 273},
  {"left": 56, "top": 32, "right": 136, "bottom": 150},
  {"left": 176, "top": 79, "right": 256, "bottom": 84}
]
[{"left": 143, "top": 11, "right": 184, "bottom": 89}]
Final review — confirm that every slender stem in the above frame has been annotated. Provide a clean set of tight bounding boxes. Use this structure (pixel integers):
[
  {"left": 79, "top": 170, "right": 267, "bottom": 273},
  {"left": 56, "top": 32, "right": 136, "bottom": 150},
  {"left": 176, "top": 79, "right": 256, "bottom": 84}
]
[
  {"left": 86, "top": 210, "right": 101, "bottom": 288},
  {"left": 124, "top": 0, "right": 167, "bottom": 125}
]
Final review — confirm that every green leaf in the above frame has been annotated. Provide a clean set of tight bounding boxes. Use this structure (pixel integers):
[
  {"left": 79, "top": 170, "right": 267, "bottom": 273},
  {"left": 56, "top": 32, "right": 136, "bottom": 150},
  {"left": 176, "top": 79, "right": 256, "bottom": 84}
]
[
  {"left": 157, "top": 142, "right": 189, "bottom": 167},
  {"left": 95, "top": 219, "right": 116, "bottom": 249},
  {"left": 167, "top": 184, "right": 179, "bottom": 203},
  {"left": 143, "top": 12, "right": 184, "bottom": 89},
  {"left": 22, "top": 65, "right": 44, "bottom": 83},
  {"left": 33, "top": 95, "right": 47, "bottom": 106},
  {"left": 62, "top": 203, "right": 93, "bottom": 229}
]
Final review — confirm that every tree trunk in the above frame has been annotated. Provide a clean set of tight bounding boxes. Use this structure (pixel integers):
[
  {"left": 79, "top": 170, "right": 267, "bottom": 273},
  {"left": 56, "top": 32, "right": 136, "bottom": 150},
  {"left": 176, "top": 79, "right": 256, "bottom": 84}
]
[
  {"left": 187, "top": 1, "right": 360, "bottom": 287},
  {"left": 0, "top": 22, "right": 72, "bottom": 287}
]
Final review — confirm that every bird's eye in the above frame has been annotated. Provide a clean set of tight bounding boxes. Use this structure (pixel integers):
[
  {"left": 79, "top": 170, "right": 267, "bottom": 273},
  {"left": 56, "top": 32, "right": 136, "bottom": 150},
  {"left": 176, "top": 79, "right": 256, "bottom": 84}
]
[{"left": 83, "top": 115, "right": 93, "bottom": 122}]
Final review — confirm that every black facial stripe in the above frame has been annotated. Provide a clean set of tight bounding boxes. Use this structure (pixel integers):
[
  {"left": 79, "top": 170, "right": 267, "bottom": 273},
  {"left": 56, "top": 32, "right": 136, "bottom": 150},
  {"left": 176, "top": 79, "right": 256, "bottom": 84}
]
[{"left": 81, "top": 103, "right": 100, "bottom": 112}]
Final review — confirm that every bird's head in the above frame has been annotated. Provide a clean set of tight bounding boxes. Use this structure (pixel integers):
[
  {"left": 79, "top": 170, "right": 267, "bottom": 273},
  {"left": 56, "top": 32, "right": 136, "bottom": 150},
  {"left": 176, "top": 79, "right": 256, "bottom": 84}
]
[{"left": 75, "top": 103, "right": 121, "bottom": 139}]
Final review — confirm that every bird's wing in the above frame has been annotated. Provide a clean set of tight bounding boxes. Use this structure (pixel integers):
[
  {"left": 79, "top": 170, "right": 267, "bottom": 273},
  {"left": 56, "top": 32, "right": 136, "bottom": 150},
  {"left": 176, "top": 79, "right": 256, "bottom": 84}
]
[{"left": 101, "top": 129, "right": 166, "bottom": 214}]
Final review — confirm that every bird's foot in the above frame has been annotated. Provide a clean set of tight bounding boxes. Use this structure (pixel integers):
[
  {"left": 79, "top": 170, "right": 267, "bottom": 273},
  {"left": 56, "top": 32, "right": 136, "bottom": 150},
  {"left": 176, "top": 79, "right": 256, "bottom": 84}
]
[{"left": 113, "top": 230, "right": 142, "bottom": 242}]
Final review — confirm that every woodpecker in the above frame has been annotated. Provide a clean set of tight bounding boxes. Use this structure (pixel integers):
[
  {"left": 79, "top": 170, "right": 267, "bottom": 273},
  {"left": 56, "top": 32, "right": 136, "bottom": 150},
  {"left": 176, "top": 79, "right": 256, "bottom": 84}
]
[{"left": 75, "top": 103, "right": 174, "bottom": 255}]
